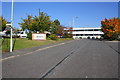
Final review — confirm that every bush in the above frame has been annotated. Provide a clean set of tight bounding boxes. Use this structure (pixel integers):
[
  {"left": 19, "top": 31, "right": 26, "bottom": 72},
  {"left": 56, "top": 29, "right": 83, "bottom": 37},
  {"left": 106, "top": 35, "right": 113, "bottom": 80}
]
[
  {"left": 27, "top": 32, "right": 32, "bottom": 40},
  {"left": 48, "top": 34, "right": 58, "bottom": 40},
  {"left": 46, "top": 37, "right": 51, "bottom": 40},
  {"left": 64, "top": 33, "right": 73, "bottom": 38},
  {"left": 117, "top": 38, "right": 120, "bottom": 41}
]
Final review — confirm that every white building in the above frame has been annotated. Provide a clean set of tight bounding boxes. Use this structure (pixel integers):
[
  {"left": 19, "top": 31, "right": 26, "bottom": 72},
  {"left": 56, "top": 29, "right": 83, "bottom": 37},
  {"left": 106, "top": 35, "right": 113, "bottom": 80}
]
[{"left": 72, "top": 27, "right": 104, "bottom": 39}]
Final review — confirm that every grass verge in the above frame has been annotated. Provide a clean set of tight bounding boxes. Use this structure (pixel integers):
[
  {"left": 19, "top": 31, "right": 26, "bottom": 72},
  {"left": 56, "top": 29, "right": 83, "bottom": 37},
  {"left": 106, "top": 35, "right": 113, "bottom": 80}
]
[{"left": 1, "top": 38, "right": 72, "bottom": 52}]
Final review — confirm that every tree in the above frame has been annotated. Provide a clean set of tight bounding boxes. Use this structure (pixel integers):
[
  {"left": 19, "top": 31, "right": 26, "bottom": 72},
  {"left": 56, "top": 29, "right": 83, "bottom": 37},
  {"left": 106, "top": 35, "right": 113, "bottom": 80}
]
[
  {"left": 63, "top": 27, "right": 73, "bottom": 38},
  {"left": 50, "top": 19, "right": 64, "bottom": 34},
  {"left": 18, "top": 15, "right": 33, "bottom": 32},
  {"left": 49, "top": 22, "right": 57, "bottom": 34},
  {"left": 56, "top": 25, "right": 64, "bottom": 34},
  {"left": 0, "top": 16, "right": 7, "bottom": 31},
  {"left": 19, "top": 12, "right": 51, "bottom": 33},
  {"left": 101, "top": 18, "right": 120, "bottom": 40},
  {"left": 36, "top": 12, "right": 51, "bottom": 33},
  {"left": 54, "top": 19, "right": 60, "bottom": 26}
]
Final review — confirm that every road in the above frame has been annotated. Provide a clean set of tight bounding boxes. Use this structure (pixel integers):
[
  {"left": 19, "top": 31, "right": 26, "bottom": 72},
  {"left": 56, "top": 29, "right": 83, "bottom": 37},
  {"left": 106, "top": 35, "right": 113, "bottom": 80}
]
[{"left": 2, "top": 39, "right": 119, "bottom": 79}]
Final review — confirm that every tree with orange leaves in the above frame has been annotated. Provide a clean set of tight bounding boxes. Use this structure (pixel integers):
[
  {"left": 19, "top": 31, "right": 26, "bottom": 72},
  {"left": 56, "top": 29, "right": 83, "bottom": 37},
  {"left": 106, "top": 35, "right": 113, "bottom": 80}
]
[{"left": 101, "top": 18, "right": 120, "bottom": 40}]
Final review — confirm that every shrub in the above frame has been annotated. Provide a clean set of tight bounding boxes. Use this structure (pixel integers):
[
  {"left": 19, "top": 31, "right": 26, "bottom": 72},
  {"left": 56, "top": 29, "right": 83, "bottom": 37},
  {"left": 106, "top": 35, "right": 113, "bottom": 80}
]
[
  {"left": 64, "top": 33, "right": 73, "bottom": 38},
  {"left": 48, "top": 34, "right": 58, "bottom": 40},
  {"left": 46, "top": 37, "right": 51, "bottom": 40},
  {"left": 27, "top": 32, "right": 32, "bottom": 40}
]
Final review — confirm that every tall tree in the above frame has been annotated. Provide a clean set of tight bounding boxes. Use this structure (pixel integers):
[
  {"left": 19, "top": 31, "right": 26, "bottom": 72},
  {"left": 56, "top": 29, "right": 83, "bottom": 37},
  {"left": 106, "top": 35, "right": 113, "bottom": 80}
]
[
  {"left": 54, "top": 19, "right": 60, "bottom": 26},
  {"left": 18, "top": 15, "right": 33, "bottom": 31},
  {"left": 50, "top": 19, "right": 64, "bottom": 34},
  {"left": 0, "top": 16, "right": 7, "bottom": 31},
  {"left": 37, "top": 12, "right": 51, "bottom": 32},
  {"left": 56, "top": 25, "right": 64, "bottom": 34},
  {"left": 19, "top": 12, "right": 51, "bottom": 33},
  {"left": 49, "top": 21, "right": 57, "bottom": 34},
  {"left": 101, "top": 18, "right": 120, "bottom": 40}
]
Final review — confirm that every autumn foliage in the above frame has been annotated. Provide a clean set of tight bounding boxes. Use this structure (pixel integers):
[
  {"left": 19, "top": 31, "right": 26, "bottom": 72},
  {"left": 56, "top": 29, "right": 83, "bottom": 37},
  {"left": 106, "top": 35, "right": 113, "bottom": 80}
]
[
  {"left": 101, "top": 18, "right": 120, "bottom": 40},
  {"left": 63, "top": 27, "right": 73, "bottom": 38}
]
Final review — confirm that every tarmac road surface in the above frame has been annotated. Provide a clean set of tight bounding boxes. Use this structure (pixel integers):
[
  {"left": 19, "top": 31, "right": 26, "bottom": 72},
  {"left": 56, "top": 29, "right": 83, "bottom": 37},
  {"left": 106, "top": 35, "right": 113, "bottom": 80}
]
[{"left": 2, "top": 39, "right": 119, "bottom": 79}]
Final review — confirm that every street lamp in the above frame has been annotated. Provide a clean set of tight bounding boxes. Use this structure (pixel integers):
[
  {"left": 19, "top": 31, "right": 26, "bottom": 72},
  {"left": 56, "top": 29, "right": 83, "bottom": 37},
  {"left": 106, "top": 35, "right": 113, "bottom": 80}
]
[
  {"left": 72, "top": 17, "right": 79, "bottom": 38},
  {"left": 10, "top": 0, "right": 14, "bottom": 52},
  {"left": 72, "top": 17, "right": 79, "bottom": 27}
]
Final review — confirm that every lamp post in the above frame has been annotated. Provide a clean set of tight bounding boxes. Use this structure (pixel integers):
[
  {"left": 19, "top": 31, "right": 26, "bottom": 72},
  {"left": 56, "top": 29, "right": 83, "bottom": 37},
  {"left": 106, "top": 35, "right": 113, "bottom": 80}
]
[
  {"left": 10, "top": 0, "right": 14, "bottom": 52},
  {"left": 72, "top": 18, "right": 74, "bottom": 27},
  {"left": 72, "top": 17, "right": 78, "bottom": 38},
  {"left": 72, "top": 17, "right": 79, "bottom": 27}
]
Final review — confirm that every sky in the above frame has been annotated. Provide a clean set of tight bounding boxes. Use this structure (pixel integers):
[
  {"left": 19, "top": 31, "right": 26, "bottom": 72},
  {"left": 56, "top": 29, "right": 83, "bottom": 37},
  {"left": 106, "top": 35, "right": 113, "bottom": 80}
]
[
  {"left": 2, "top": 2, "right": 119, "bottom": 29},
  {"left": 2, "top": 0, "right": 120, "bottom": 2}
]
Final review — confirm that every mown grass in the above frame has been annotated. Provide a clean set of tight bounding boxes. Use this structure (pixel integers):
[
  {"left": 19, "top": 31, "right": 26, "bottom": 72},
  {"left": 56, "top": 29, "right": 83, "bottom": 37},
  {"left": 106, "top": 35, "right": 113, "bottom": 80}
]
[{"left": 1, "top": 38, "right": 72, "bottom": 52}]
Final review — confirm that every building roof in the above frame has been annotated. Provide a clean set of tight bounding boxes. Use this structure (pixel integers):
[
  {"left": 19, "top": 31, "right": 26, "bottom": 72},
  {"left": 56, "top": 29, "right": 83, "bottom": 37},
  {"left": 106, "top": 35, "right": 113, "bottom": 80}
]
[{"left": 73, "top": 27, "right": 101, "bottom": 30}]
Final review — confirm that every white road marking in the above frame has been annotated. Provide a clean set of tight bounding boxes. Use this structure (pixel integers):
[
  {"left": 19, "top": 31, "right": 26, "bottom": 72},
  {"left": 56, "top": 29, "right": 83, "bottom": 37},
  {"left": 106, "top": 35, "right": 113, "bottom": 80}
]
[
  {"left": 0, "top": 55, "right": 20, "bottom": 61},
  {"left": 1, "top": 41, "right": 73, "bottom": 61}
]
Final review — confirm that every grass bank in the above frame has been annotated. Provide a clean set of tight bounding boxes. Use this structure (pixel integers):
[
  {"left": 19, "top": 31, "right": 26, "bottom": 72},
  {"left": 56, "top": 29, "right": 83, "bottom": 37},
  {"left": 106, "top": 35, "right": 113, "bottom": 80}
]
[{"left": 1, "top": 38, "right": 72, "bottom": 52}]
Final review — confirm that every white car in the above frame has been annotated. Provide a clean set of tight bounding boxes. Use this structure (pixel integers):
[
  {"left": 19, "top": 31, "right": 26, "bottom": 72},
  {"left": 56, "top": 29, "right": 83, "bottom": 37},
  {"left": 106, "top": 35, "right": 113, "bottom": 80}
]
[
  {"left": 17, "top": 31, "right": 27, "bottom": 38},
  {"left": 0, "top": 31, "right": 6, "bottom": 36}
]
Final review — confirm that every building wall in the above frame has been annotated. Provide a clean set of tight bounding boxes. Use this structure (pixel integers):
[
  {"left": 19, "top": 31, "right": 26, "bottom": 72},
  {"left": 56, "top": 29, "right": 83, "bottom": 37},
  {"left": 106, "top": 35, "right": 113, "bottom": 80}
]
[{"left": 72, "top": 27, "right": 104, "bottom": 39}]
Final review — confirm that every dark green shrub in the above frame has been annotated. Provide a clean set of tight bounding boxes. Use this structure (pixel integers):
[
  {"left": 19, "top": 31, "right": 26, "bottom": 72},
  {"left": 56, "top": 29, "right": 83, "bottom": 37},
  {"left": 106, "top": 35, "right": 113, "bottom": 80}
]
[
  {"left": 48, "top": 34, "right": 58, "bottom": 40},
  {"left": 6, "top": 31, "right": 10, "bottom": 35},
  {"left": 117, "top": 38, "right": 120, "bottom": 41},
  {"left": 27, "top": 32, "right": 32, "bottom": 40},
  {"left": 64, "top": 33, "right": 73, "bottom": 38}
]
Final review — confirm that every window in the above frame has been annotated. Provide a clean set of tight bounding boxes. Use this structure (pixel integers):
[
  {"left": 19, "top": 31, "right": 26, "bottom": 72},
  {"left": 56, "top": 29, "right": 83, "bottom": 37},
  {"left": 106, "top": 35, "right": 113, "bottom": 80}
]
[
  {"left": 73, "top": 29, "right": 101, "bottom": 31},
  {"left": 87, "top": 29, "right": 94, "bottom": 31},
  {"left": 73, "top": 34, "right": 102, "bottom": 36},
  {"left": 89, "top": 34, "right": 93, "bottom": 36},
  {"left": 94, "top": 29, "right": 101, "bottom": 31},
  {"left": 74, "top": 30, "right": 84, "bottom": 31},
  {"left": 94, "top": 34, "right": 102, "bottom": 36},
  {"left": 76, "top": 34, "right": 79, "bottom": 36},
  {"left": 85, "top": 34, "right": 88, "bottom": 36},
  {"left": 21, "top": 32, "right": 23, "bottom": 34}
]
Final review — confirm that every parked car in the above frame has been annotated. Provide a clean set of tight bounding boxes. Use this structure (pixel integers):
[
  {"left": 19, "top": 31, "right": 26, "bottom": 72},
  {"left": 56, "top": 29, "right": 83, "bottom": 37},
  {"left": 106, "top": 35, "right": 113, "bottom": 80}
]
[
  {"left": 0, "top": 31, "right": 6, "bottom": 38},
  {"left": 17, "top": 31, "right": 27, "bottom": 38}
]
